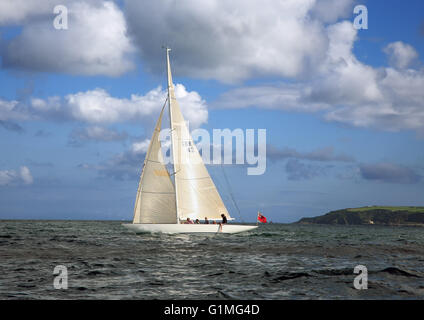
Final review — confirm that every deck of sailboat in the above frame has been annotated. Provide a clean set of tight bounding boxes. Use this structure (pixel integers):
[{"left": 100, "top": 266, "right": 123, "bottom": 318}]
[{"left": 122, "top": 223, "right": 258, "bottom": 234}]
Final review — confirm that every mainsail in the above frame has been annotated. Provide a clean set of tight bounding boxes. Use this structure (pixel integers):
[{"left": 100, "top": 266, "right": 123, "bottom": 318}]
[
  {"left": 132, "top": 103, "right": 177, "bottom": 224},
  {"left": 166, "top": 48, "right": 231, "bottom": 222}
]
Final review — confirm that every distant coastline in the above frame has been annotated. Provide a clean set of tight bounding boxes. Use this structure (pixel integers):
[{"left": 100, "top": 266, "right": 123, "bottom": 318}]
[{"left": 297, "top": 206, "right": 424, "bottom": 226}]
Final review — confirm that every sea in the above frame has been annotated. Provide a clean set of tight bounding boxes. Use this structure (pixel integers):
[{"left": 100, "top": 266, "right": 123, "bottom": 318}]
[{"left": 0, "top": 220, "right": 423, "bottom": 300}]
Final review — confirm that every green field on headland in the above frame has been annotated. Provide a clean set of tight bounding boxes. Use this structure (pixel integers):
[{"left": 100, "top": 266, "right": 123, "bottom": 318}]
[{"left": 297, "top": 206, "right": 424, "bottom": 226}]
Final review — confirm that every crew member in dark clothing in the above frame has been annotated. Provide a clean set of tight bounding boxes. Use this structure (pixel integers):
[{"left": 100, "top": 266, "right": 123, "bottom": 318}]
[
  {"left": 218, "top": 214, "right": 228, "bottom": 232},
  {"left": 221, "top": 214, "right": 227, "bottom": 224}
]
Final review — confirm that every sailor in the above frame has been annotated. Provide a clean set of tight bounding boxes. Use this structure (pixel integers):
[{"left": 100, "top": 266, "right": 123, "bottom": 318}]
[
  {"left": 221, "top": 214, "right": 228, "bottom": 224},
  {"left": 204, "top": 217, "right": 209, "bottom": 224},
  {"left": 217, "top": 214, "right": 228, "bottom": 232}
]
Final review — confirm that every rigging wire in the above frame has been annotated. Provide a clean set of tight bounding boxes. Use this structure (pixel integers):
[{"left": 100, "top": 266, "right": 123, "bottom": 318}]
[{"left": 220, "top": 164, "right": 245, "bottom": 223}]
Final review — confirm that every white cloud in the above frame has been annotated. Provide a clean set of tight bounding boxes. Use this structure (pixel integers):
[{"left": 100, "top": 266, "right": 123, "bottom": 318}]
[
  {"left": 173, "top": 84, "right": 208, "bottom": 129},
  {"left": 309, "top": 21, "right": 383, "bottom": 106},
  {"left": 213, "top": 84, "right": 328, "bottom": 112},
  {"left": 310, "top": 0, "right": 353, "bottom": 23},
  {"left": 2, "top": 0, "right": 423, "bottom": 136},
  {"left": 1, "top": 0, "right": 357, "bottom": 82},
  {"left": 65, "top": 88, "right": 159, "bottom": 123},
  {"left": 124, "top": 0, "right": 355, "bottom": 83},
  {"left": 3, "top": 1, "right": 135, "bottom": 76},
  {"left": 214, "top": 22, "right": 424, "bottom": 134},
  {"left": 63, "top": 84, "right": 207, "bottom": 127},
  {"left": 323, "top": 35, "right": 424, "bottom": 132},
  {"left": 61, "top": 84, "right": 207, "bottom": 127},
  {"left": 131, "top": 139, "right": 150, "bottom": 154},
  {"left": 325, "top": 67, "right": 424, "bottom": 132},
  {"left": 20, "top": 166, "right": 34, "bottom": 185},
  {"left": 384, "top": 41, "right": 419, "bottom": 70},
  {"left": 0, "top": 166, "right": 33, "bottom": 186},
  {"left": 0, "top": 0, "right": 58, "bottom": 25},
  {"left": 0, "top": 84, "right": 208, "bottom": 128},
  {"left": 0, "top": 99, "right": 28, "bottom": 121}
]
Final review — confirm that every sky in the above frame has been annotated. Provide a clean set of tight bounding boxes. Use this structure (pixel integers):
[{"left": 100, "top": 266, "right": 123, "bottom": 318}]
[{"left": 0, "top": 0, "right": 423, "bottom": 222}]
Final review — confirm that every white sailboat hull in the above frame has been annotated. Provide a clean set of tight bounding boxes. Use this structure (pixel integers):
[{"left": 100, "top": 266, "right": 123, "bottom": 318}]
[{"left": 122, "top": 223, "right": 257, "bottom": 234}]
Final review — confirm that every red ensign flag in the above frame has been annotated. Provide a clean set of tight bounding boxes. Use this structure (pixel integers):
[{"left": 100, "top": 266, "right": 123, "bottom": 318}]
[{"left": 257, "top": 212, "right": 267, "bottom": 223}]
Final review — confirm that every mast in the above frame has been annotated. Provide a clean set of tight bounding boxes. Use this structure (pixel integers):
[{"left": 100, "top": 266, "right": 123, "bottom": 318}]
[
  {"left": 164, "top": 48, "right": 231, "bottom": 222},
  {"left": 165, "top": 47, "right": 180, "bottom": 224},
  {"left": 165, "top": 47, "right": 172, "bottom": 135}
]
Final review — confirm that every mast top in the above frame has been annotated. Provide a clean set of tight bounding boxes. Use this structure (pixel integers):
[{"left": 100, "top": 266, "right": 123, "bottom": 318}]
[
  {"left": 164, "top": 46, "right": 173, "bottom": 90},
  {"left": 162, "top": 45, "right": 171, "bottom": 52}
]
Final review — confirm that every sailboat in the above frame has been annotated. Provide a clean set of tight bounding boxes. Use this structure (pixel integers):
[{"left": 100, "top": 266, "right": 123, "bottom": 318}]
[{"left": 122, "top": 48, "right": 257, "bottom": 234}]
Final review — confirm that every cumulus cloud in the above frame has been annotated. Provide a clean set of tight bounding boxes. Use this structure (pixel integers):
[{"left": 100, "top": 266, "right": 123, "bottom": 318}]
[
  {"left": 310, "top": 0, "right": 353, "bottom": 23},
  {"left": 214, "top": 22, "right": 424, "bottom": 134},
  {"left": 124, "top": 0, "right": 355, "bottom": 83},
  {"left": 359, "top": 163, "right": 422, "bottom": 184},
  {"left": 0, "top": 0, "right": 58, "bottom": 25},
  {"left": 20, "top": 166, "right": 34, "bottom": 185},
  {"left": 0, "top": 99, "right": 28, "bottom": 122},
  {"left": 131, "top": 139, "right": 150, "bottom": 154},
  {"left": 1, "top": 0, "right": 357, "bottom": 82},
  {"left": 2, "top": 1, "right": 135, "bottom": 76},
  {"left": 384, "top": 41, "right": 419, "bottom": 70},
  {"left": 0, "top": 84, "right": 208, "bottom": 128},
  {"left": 325, "top": 67, "right": 424, "bottom": 132},
  {"left": 64, "top": 88, "right": 160, "bottom": 123},
  {"left": 2, "top": 0, "right": 423, "bottom": 137},
  {"left": 212, "top": 84, "right": 328, "bottom": 112},
  {"left": 308, "top": 21, "right": 383, "bottom": 106},
  {"left": 0, "top": 166, "right": 34, "bottom": 186}
]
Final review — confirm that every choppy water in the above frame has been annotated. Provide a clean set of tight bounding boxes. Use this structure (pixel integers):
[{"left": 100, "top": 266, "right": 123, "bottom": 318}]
[{"left": 0, "top": 220, "right": 423, "bottom": 299}]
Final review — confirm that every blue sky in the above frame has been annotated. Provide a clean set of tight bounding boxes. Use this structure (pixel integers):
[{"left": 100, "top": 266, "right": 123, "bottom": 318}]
[{"left": 0, "top": 0, "right": 423, "bottom": 222}]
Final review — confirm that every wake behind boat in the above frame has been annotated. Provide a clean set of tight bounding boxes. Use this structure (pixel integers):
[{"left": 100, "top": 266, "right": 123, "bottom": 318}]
[{"left": 123, "top": 48, "right": 257, "bottom": 234}]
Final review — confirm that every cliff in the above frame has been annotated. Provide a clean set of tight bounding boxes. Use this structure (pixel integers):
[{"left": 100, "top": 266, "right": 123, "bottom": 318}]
[{"left": 297, "top": 206, "right": 424, "bottom": 226}]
